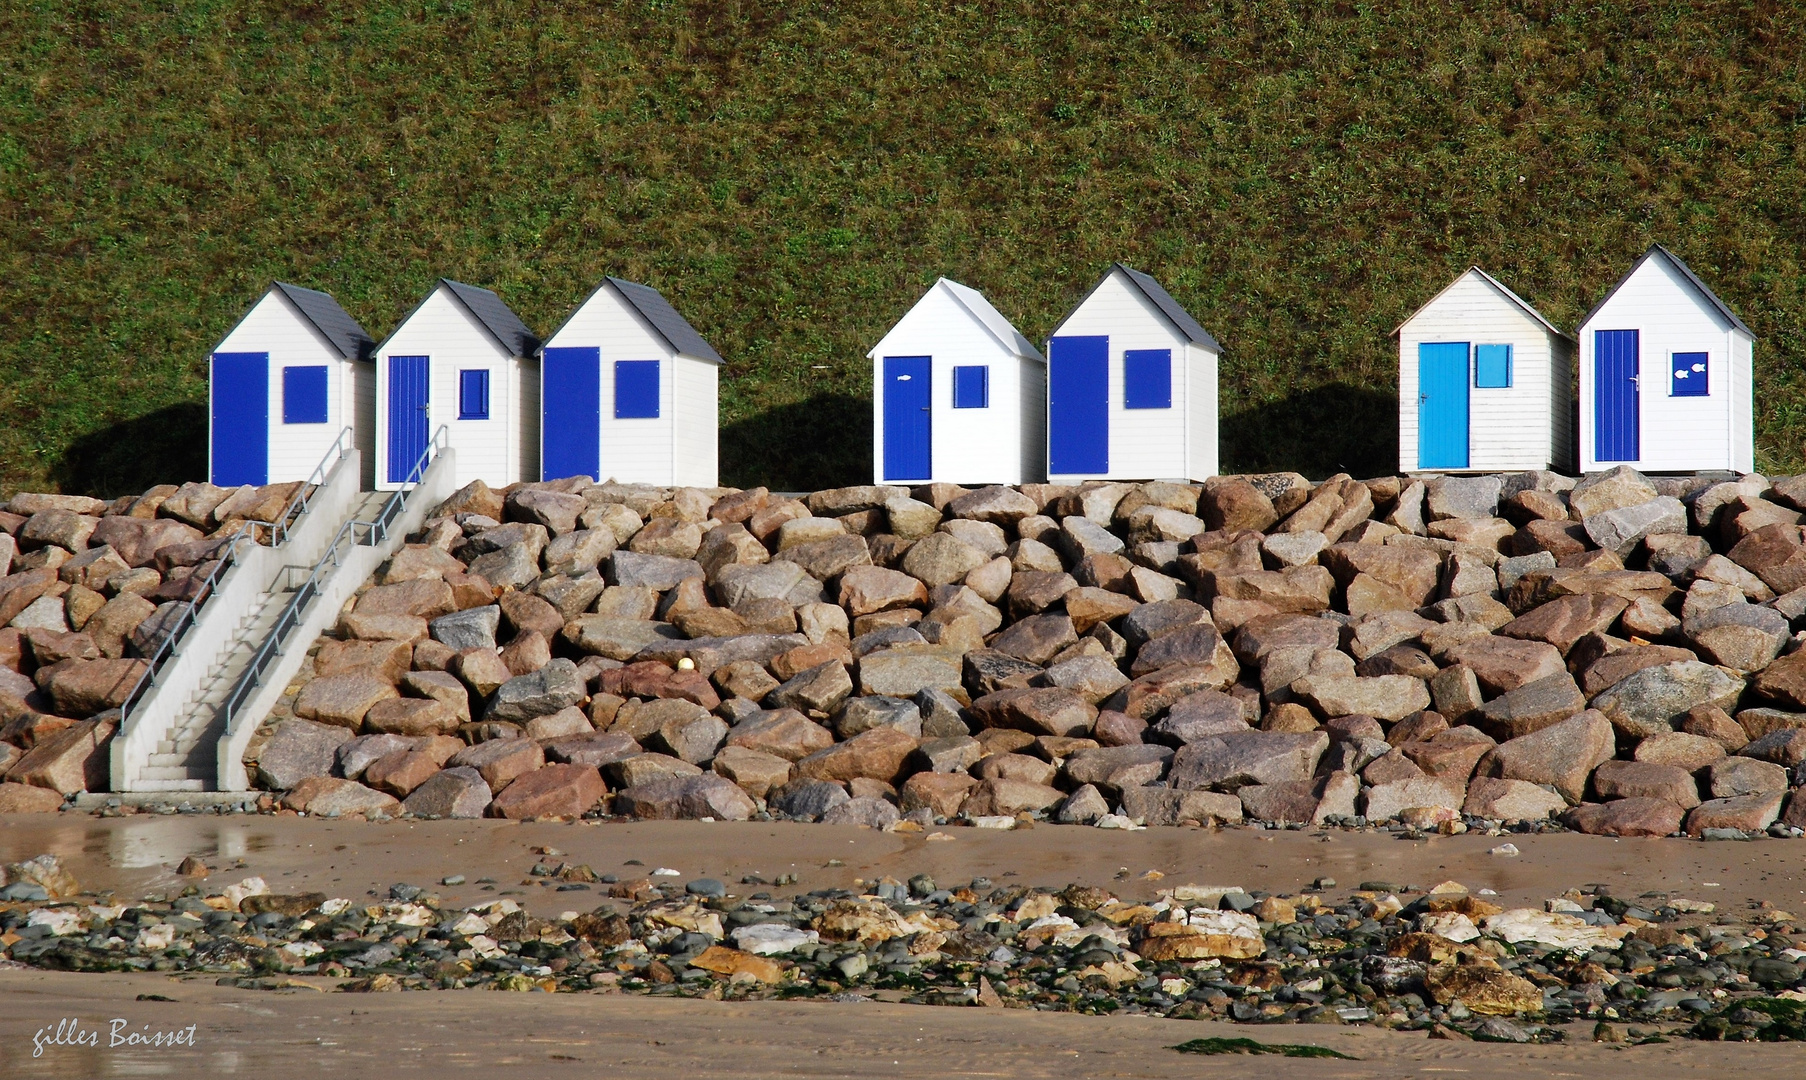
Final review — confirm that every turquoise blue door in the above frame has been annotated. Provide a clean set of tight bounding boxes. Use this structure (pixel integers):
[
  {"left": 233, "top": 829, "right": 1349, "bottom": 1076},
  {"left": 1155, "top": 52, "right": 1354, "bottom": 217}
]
[
  {"left": 211, "top": 352, "right": 269, "bottom": 486},
  {"left": 1417, "top": 342, "right": 1470, "bottom": 469},
  {"left": 387, "top": 355, "right": 430, "bottom": 484},
  {"left": 882, "top": 356, "right": 931, "bottom": 481}
]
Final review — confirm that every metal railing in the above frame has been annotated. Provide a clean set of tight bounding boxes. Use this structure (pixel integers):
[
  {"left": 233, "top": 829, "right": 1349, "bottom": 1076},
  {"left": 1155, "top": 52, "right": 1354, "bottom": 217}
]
[
  {"left": 214, "top": 427, "right": 449, "bottom": 741},
  {"left": 115, "top": 428, "right": 355, "bottom": 732}
]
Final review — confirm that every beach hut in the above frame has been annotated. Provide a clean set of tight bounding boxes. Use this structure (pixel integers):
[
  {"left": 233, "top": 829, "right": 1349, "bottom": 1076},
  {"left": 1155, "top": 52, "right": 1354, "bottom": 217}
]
[
  {"left": 1044, "top": 264, "right": 1219, "bottom": 483},
  {"left": 1396, "top": 267, "right": 1575, "bottom": 473},
  {"left": 209, "top": 282, "right": 375, "bottom": 489},
  {"left": 537, "top": 277, "right": 722, "bottom": 487},
  {"left": 374, "top": 279, "right": 540, "bottom": 491},
  {"left": 868, "top": 278, "right": 1045, "bottom": 486},
  {"left": 1577, "top": 244, "right": 1755, "bottom": 473}
]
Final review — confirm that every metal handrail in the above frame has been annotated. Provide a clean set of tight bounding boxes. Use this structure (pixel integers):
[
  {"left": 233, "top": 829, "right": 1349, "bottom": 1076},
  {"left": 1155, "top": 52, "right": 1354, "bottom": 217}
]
[
  {"left": 215, "top": 426, "right": 449, "bottom": 740},
  {"left": 114, "top": 428, "right": 354, "bottom": 735}
]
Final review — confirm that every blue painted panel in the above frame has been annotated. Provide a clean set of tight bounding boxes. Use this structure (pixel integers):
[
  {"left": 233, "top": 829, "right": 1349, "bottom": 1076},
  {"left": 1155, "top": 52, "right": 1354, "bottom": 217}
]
[
  {"left": 542, "top": 346, "right": 600, "bottom": 481},
  {"left": 882, "top": 356, "right": 931, "bottom": 481},
  {"left": 281, "top": 365, "right": 329, "bottom": 424},
  {"left": 458, "top": 369, "right": 491, "bottom": 419},
  {"left": 615, "top": 360, "right": 661, "bottom": 419},
  {"left": 387, "top": 354, "right": 430, "bottom": 484},
  {"left": 1123, "top": 348, "right": 1172, "bottom": 409},
  {"left": 952, "top": 365, "right": 988, "bottom": 408},
  {"left": 1049, "top": 335, "right": 1108, "bottom": 475},
  {"left": 1595, "top": 330, "right": 1640, "bottom": 461},
  {"left": 1671, "top": 351, "right": 1709, "bottom": 397},
  {"left": 1417, "top": 342, "right": 1470, "bottom": 469},
  {"left": 1474, "top": 344, "right": 1512, "bottom": 388},
  {"left": 211, "top": 352, "right": 269, "bottom": 486}
]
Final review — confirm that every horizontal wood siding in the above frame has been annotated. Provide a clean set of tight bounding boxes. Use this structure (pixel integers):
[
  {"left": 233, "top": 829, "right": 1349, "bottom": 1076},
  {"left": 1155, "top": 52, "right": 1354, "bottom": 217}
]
[
  {"left": 216, "top": 291, "right": 353, "bottom": 485},
  {"left": 376, "top": 287, "right": 523, "bottom": 490},
  {"left": 868, "top": 285, "right": 1033, "bottom": 485},
  {"left": 514, "top": 355, "right": 540, "bottom": 485},
  {"left": 1578, "top": 257, "right": 1744, "bottom": 472},
  {"left": 542, "top": 286, "right": 676, "bottom": 485},
  {"left": 1398, "top": 272, "right": 1564, "bottom": 473},
  {"left": 1187, "top": 344, "right": 1219, "bottom": 480},
  {"left": 1732, "top": 330, "right": 1755, "bottom": 474},
  {"left": 672, "top": 356, "right": 719, "bottom": 487},
  {"left": 1017, "top": 355, "right": 1047, "bottom": 484}
]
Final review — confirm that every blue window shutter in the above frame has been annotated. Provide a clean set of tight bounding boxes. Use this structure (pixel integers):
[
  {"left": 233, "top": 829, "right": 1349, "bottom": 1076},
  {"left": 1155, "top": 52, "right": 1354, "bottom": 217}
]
[
  {"left": 952, "top": 365, "right": 989, "bottom": 408},
  {"left": 281, "top": 365, "right": 329, "bottom": 424},
  {"left": 1123, "top": 349, "right": 1172, "bottom": 409},
  {"left": 458, "top": 369, "right": 491, "bottom": 419},
  {"left": 1474, "top": 344, "right": 1512, "bottom": 388},
  {"left": 1672, "top": 352, "right": 1709, "bottom": 396},
  {"left": 615, "top": 360, "right": 661, "bottom": 418}
]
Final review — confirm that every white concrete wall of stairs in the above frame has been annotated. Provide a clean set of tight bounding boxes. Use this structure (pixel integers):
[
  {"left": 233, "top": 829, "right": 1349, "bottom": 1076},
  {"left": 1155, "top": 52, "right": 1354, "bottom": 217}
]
[
  {"left": 216, "top": 445, "right": 459, "bottom": 791},
  {"left": 111, "top": 448, "right": 367, "bottom": 792}
]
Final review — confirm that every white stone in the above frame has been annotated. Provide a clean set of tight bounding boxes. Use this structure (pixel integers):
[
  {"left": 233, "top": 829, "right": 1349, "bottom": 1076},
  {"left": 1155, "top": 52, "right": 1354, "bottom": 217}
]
[
  {"left": 1482, "top": 908, "right": 1630, "bottom": 951},
  {"left": 732, "top": 923, "right": 820, "bottom": 956}
]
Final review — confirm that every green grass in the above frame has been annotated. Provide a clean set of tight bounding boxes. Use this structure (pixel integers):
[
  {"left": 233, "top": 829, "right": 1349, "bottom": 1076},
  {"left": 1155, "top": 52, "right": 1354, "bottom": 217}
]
[
  {"left": 1172, "top": 1036, "right": 1355, "bottom": 1058},
  {"left": 2, "top": 2, "right": 1803, "bottom": 495}
]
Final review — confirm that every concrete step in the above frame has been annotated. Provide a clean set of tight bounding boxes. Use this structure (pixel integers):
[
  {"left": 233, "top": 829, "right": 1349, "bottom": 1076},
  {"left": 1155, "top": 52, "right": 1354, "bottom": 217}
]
[{"left": 131, "top": 779, "right": 208, "bottom": 792}]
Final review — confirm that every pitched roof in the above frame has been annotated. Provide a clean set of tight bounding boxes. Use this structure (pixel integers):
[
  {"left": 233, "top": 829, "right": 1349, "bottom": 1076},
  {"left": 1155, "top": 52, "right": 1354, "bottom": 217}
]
[
  {"left": 1052, "top": 264, "right": 1220, "bottom": 351},
  {"left": 935, "top": 278, "right": 1042, "bottom": 361},
  {"left": 269, "top": 282, "right": 375, "bottom": 360},
  {"left": 439, "top": 279, "right": 540, "bottom": 357},
  {"left": 1394, "top": 266, "right": 1571, "bottom": 341},
  {"left": 597, "top": 277, "right": 723, "bottom": 363},
  {"left": 1580, "top": 243, "right": 1754, "bottom": 337}
]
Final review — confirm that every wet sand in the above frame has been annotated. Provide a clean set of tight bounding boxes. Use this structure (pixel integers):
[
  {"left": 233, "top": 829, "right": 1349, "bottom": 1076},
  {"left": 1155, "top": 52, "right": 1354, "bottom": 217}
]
[{"left": 4, "top": 814, "right": 1806, "bottom": 1077}]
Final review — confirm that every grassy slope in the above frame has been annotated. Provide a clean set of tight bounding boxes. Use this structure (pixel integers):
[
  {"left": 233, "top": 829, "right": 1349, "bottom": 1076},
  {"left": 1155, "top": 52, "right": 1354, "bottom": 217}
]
[{"left": 0, "top": 1, "right": 1801, "bottom": 495}]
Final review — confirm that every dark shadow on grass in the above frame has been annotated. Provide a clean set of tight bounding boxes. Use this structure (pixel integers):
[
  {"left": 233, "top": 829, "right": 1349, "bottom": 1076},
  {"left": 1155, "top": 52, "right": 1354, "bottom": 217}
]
[
  {"left": 51, "top": 402, "right": 208, "bottom": 497},
  {"left": 1221, "top": 383, "right": 1396, "bottom": 480},
  {"left": 721, "top": 392, "right": 871, "bottom": 491}
]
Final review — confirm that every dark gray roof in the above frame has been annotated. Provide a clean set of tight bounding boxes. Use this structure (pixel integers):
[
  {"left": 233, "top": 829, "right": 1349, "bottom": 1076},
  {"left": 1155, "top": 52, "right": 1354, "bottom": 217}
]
[
  {"left": 1580, "top": 244, "right": 1754, "bottom": 337},
  {"left": 1052, "top": 264, "right": 1221, "bottom": 351},
  {"left": 440, "top": 279, "right": 540, "bottom": 357},
  {"left": 606, "top": 277, "right": 723, "bottom": 363},
  {"left": 270, "top": 282, "right": 374, "bottom": 360}
]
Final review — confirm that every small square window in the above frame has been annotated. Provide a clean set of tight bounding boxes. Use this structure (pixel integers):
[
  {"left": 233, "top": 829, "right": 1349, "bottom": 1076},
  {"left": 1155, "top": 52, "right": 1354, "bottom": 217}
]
[
  {"left": 615, "top": 360, "right": 660, "bottom": 418},
  {"left": 1672, "top": 352, "right": 1709, "bottom": 396},
  {"left": 458, "top": 369, "right": 491, "bottom": 419},
  {"left": 952, "top": 365, "right": 989, "bottom": 408},
  {"left": 1474, "top": 344, "right": 1512, "bottom": 388},
  {"left": 282, "top": 366, "right": 329, "bottom": 424},
  {"left": 1123, "top": 349, "right": 1172, "bottom": 409}
]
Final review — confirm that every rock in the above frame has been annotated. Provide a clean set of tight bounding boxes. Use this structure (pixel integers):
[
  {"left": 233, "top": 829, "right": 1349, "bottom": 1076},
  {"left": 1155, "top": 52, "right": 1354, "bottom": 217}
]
[
  {"left": 356, "top": 579, "right": 455, "bottom": 620},
  {"left": 1752, "top": 648, "right": 1806, "bottom": 709},
  {"left": 820, "top": 796, "right": 901, "bottom": 828},
  {"left": 990, "top": 614, "right": 1078, "bottom": 666},
  {"left": 1039, "top": 654, "right": 1130, "bottom": 704},
  {"left": 900, "top": 532, "right": 986, "bottom": 588},
  {"left": 1120, "top": 786, "right": 1244, "bottom": 826},
  {"left": 361, "top": 697, "right": 458, "bottom": 737},
  {"left": 1168, "top": 730, "right": 1328, "bottom": 791},
  {"left": 447, "top": 737, "right": 545, "bottom": 792},
  {"left": 40, "top": 657, "right": 146, "bottom": 717},
  {"left": 336, "top": 733, "right": 422, "bottom": 781},
  {"left": 1569, "top": 466, "right": 1658, "bottom": 520},
  {"left": 1482, "top": 710, "right": 1616, "bottom": 803},
  {"left": 605, "top": 753, "right": 702, "bottom": 789},
  {"left": 616, "top": 773, "right": 757, "bottom": 820},
  {"left": 400, "top": 766, "right": 493, "bottom": 818},
  {"left": 1740, "top": 727, "right": 1806, "bottom": 767},
  {"left": 725, "top": 710, "right": 835, "bottom": 762},
  {"left": 563, "top": 616, "right": 684, "bottom": 661},
  {"left": 6, "top": 717, "right": 114, "bottom": 795},
  {"left": 1580, "top": 644, "right": 1700, "bottom": 698},
  {"left": 765, "top": 661, "right": 854, "bottom": 715},
  {"left": 856, "top": 651, "right": 965, "bottom": 701},
  {"left": 1684, "top": 602, "right": 1790, "bottom": 672},
  {"left": 255, "top": 718, "right": 354, "bottom": 790},
  {"left": 1592, "top": 760, "right": 1699, "bottom": 807},
  {"left": 1362, "top": 777, "right": 1465, "bottom": 820},
  {"left": 1441, "top": 637, "right": 1566, "bottom": 695},
  {"left": 970, "top": 687, "right": 1097, "bottom": 738},
  {"left": 1591, "top": 661, "right": 1744, "bottom": 740},
  {"left": 792, "top": 725, "right": 918, "bottom": 784},
  {"left": 1237, "top": 772, "right": 1359, "bottom": 824},
  {"left": 607, "top": 551, "right": 704, "bottom": 591},
  {"left": 485, "top": 659, "right": 585, "bottom": 723},
  {"left": 280, "top": 777, "right": 402, "bottom": 817},
  {"left": 544, "top": 731, "right": 643, "bottom": 769},
  {"left": 1472, "top": 673, "right": 1586, "bottom": 740},
  {"left": 710, "top": 745, "right": 792, "bottom": 798},
  {"left": 0, "top": 782, "right": 63, "bottom": 812},
  {"left": 837, "top": 566, "right": 928, "bottom": 617},
  {"left": 1584, "top": 496, "right": 1687, "bottom": 556},
  {"left": 1103, "top": 664, "right": 1233, "bottom": 721},
  {"left": 1564, "top": 797, "right": 1686, "bottom": 837},
  {"left": 1054, "top": 783, "right": 1111, "bottom": 824},
  {"left": 1736, "top": 707, "right": 1806, "bottom": 740},
  {"left": 1497, "top": 594, "right": 1629, "bottom": 655},
  {"left": 489, "top": 763, "right": 609, "bottom": 819},
  {"left": 1462, "top": 777, "right": 1568, "bottom": 820},
  {"left": 88, "top": 517, "right": 203, "bottom": 568},
  {"left": 1483, "top": 909, "right": 1629, "bottom": 951},
  {"left": 1633, "top": 731, "right": 1726, "bottom": 771},
  {"left": 1685, "top": 791, "right": 1785, "bottom": 835},
  {"left": 1428, "top": 665, "right": 1483, "bottom": 721},
  {"left": 1706, "top": 755, "right": 1790, "bottom": 798},
  {"left": 1201, "top": 481, "right": 1278, "bottom": 533},
  {"left": 1289, "top": 674, "right": 1429, "bottom": 721}
]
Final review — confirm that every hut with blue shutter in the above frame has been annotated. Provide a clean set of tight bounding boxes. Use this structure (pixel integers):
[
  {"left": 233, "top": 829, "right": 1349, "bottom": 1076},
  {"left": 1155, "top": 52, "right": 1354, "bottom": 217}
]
[
  {"left": 374, "top": 279, "right": 540, "bottom": 491},
  {"left": 1044, "top": 263, "right": 1219, "bottom": 483},
  {"left": 1396, "top": 267, "right": 1575, "bottom": 473},
  {"left": 537, "top": 277, "right": 722, "bottom": 487},
  {"left": 1577, "top": 244, "right": 1755, "bottom": 473},
  {"left": 868, "top": 277, "right": 1045, "bottom": 486},
  {"left": 208, "top": 282, "right": 375, "bottom": 489}
]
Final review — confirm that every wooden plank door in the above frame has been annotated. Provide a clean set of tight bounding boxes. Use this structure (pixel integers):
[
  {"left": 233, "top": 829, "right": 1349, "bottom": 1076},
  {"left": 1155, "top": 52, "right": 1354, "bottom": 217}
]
[
  {"left": 1048, "top": 335, "right": 1108, "bottom": 475},
  {"left": 387, "top": 354, "right": 430, "bottom": 483},
  {"left": 1594, "top": 329, "right": 1640, "bottom": 462},
  {"left": 542, "top": 346, "right": 601, "bottom": 481},
  {"left": 1417, "top": 342, "right": 1471, "bottom": 469},
  {"left": 882, "top": 356, "right": 931, "bottom": 481}
]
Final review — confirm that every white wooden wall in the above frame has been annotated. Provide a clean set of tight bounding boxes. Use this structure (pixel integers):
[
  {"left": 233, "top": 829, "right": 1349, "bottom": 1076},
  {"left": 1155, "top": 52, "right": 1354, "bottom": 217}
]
[
  {"left": 1578, "top": 256, "right": 1751, "bottom": 472},
  {"left": 1046, "top": 273, "right": 1214, "bottom": 483},
  {"left": 672, "top": 356, "right": 720, "bottom": 488},
  {"left": 215, "top": 291, "right": 364, "bottom": 485},
  {"left": 1397, "top": 273, "right": 1568, "bottom": 473},
  {"left": 515, "top": 355, "right": 541, "bottom": 487},
  {"left": 869, "top": 285, "right": 1039, "bottom": 485},
  {"left": 375, "top": 287, "right": 526, "bottom": 491},
  {"left": 1016, "top": 354, "right": 1048, "bottom": 484},
  {"left": 540, "top": 286, "right": 684, "bottom": 485}
]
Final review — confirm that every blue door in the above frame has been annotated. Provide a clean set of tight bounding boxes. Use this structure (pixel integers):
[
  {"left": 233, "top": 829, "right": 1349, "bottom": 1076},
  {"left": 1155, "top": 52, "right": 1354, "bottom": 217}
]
[
  {"left": 1417, "top": 342, "right": 1471, "bottom": 469},
  {"left": 1595, "top": 329, "right": 1640, "bottom": 462},
  {"left": 882, "top": 356, "right": 931, "bottom": 481},
  {"left": 542, "top": 346, "right": 601, "bottom": 481},
  {"left": 387, "top": 355, "right": 430, "bottom": 484},
  {"left": 1049, "top": 335, "right": 1108, "bottom": 475},
  {"left": 210, "top": 352, "right": 269, "bottom": 487}
]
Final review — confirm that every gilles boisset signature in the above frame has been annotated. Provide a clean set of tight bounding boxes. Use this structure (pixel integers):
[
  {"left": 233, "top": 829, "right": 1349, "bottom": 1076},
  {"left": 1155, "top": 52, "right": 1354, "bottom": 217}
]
[{"left": 32, "top": 1017, "right": 198, "bottom": 1056}]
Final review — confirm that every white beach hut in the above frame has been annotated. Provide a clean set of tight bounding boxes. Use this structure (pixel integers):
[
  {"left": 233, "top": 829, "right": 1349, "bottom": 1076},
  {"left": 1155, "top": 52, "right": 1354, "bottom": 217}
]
[
  {"left": 537, "top": 277, "right": 722, "bottom": 487},
  {"left": 1577, "top": 244, "right": 1755, "bottom": 473},
  {"left": 1044, "top": 263, "right": 1219, "bottom": 483},
  {"left": 1396, "top": 267, "right": 1575, "bottom": 473},
  {"left": 868, "top": 278, "right": 1045, "bottom": 486},
  {"left": 208, "top": 282, "right": 374, "bottom": 489},
  {"left": 374, "top": 279, "right": 540, "bottom": 491}
]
